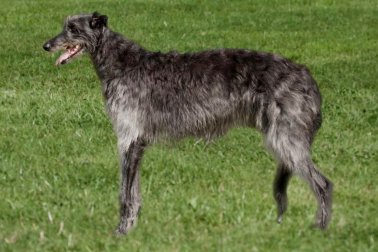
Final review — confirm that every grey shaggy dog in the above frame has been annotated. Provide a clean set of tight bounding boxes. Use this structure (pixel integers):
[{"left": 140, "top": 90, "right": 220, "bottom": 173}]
[{"left": 43, "top": 12, "right": 333, "bottom": 235}]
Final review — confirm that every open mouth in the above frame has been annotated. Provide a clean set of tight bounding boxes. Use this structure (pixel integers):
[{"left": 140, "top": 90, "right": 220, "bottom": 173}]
[{"left": 55, "top": 45, "right": 84, "bottom": 66}]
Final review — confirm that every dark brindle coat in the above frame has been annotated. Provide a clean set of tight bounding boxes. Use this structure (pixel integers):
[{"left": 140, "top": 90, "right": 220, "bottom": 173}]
[{"left": 43, "top": 12, "right": 333, "bottom": 235}]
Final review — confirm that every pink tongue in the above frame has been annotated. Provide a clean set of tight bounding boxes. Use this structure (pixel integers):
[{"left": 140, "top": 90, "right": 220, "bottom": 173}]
[{"left": 55, "top": 51, "right": 73, "bottom": 66}]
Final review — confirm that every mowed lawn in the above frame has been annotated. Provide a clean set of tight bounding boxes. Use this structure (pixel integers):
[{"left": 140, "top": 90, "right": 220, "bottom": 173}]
[{"left": 0, "top": 0, "right": 377, "bottom": 251}]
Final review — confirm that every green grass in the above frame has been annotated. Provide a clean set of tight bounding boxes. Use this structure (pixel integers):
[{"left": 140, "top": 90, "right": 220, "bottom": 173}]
[{"left": 1, "top": 0, "right": 377, "bottom": 251}]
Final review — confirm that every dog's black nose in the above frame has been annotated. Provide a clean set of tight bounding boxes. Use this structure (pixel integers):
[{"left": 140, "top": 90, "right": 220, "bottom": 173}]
[{"left": 43, "top": 42, "right": 51, "bottom": 51}]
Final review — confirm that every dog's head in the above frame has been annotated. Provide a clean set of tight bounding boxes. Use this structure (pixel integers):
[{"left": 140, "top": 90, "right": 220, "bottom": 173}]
[{"left": 43, "top": 12, "right": 108, "bottom": 66}]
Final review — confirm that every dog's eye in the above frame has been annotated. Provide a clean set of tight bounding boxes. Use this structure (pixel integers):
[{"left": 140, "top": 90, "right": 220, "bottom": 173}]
[{"left": 68, "top": 24, "right": 79, "bottom": 34}]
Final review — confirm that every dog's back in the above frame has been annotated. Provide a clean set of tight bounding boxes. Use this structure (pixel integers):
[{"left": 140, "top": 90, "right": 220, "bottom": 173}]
[{"left": 103, "top": 48, "right": 321, "bottom": 143}]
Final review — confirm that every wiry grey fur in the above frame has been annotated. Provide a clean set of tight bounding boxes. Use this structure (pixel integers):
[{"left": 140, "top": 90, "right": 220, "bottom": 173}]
[{"left": 43, "top": 12, "right": 333, "bottom": 235}]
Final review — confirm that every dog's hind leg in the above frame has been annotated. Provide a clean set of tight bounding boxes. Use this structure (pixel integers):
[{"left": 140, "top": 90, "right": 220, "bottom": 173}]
[
  {"left": 115, "top": 138, "right": 146, "bottom": 235},
  {"left": 273, "top": 163, "right": 292, "bottom": 223},
  {"left": 303, "top": 162, "right": 333, "bottom": 229},
  {"left": 265, "top": 102, "right": 332, "bottom": 229},
  {"left": 269, "top": 134, "right": 332, "bottom": 228}
]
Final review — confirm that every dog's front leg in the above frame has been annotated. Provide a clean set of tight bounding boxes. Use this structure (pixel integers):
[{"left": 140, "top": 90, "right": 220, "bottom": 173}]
[{"left": 115, "top": 138, "right": 146, "bottom": 236}]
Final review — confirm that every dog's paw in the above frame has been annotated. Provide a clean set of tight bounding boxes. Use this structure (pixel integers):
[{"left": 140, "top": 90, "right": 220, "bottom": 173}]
[
  {"left": 113, "top": 217, "right": 137, "bottom": 237},
  {"left": 277, "top": 215, "right": 283, "bottom": 224},
  {"left": 114, "top": 225, "right": 128, "bottom": 236}
]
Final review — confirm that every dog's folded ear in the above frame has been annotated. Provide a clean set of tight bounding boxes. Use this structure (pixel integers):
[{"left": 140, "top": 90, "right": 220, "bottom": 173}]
[{"left": 90, "top": 11, "right": 108, "bottom": 29}]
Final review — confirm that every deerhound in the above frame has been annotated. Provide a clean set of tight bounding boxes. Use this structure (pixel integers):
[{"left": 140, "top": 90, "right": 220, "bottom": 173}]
[{"left": 43, "top": 12, "right": 333, "bottom": 235}]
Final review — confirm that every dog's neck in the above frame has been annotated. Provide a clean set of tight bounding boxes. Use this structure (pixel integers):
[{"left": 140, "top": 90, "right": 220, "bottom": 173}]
[{"left": 89, "top": 28, "right": 147, "bottom": 81}]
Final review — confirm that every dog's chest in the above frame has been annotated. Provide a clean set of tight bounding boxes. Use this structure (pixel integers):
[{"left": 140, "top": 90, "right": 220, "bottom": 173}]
[{"left": 104, "top": 84, "right": 143, "bottom": 146}]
